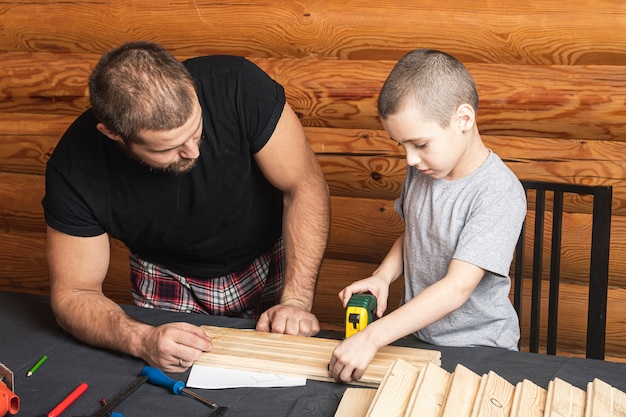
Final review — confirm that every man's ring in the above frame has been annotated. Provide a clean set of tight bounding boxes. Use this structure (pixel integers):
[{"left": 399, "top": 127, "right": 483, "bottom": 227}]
[{"left": 179, "top": 358, "right": 183, "bottom": 367}]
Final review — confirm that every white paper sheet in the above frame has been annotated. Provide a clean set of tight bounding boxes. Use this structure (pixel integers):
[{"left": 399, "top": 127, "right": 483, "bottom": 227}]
[{"left": 186, "top": 364, "right": 306, "bottom": 389}]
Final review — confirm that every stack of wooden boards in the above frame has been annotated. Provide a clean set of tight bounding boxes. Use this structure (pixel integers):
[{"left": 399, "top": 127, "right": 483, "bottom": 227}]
[
  {"left": 195, "top": 326, "right": 441, "bottom": 387},
  {"left": 335, "top": 359, "right": 626, "bottom": 417}
]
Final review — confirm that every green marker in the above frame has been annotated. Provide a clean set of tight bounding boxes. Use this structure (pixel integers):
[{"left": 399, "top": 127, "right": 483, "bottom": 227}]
[{"left": 27, "top": 355, "right": 48, "bottom": 377}]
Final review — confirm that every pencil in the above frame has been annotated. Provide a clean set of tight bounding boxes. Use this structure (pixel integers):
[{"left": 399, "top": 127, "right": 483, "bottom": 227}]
[{"left": 27, "top": 355, "right": 48, "bottom": 377}]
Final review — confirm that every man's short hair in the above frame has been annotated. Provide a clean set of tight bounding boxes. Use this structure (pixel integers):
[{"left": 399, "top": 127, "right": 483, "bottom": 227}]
[
  {"left": 377, "top": 49, "right": 479, "bottom": 128},
  {"left": 88, "top": 41, "right": 197, "bottom": 143}
]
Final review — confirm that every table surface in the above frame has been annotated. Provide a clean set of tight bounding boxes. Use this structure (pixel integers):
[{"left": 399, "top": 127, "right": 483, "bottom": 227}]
[{"left": 2, "top": 290, "right": 626, "bottom": 417}]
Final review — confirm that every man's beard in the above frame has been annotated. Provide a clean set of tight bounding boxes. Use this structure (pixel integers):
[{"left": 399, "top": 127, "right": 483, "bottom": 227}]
[
  {"left": 159, "top": 157, "right": 197, "bottom": 174},
  {"left": 118, "top": 142, "right": 198, "bottom": 175}
]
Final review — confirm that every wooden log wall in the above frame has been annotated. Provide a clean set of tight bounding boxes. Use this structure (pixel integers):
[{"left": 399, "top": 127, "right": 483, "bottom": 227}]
[{"left": 1, "top": 0, "right": 625, "bottom": 360}]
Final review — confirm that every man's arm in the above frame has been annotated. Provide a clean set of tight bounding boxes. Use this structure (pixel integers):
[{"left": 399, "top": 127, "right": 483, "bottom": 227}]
[
  {"left": 254, "top": 102, "right": 330, "bottom": 336},
  {"left": 47, "top": 226, "right": 212, "bottom": 371}
]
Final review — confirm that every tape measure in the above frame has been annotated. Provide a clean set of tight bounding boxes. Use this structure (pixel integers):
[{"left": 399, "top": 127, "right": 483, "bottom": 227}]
[{"left": 345, "top": 293, "right": 377, "bottom": 338}]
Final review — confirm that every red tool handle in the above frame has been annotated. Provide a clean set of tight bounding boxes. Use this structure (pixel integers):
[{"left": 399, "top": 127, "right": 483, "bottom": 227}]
[
  {"left": 0, "top": 380, "right": 20, "bottom": 415},
  {"left": 47, "top": 382, "right": 88, "bottom": 417}
]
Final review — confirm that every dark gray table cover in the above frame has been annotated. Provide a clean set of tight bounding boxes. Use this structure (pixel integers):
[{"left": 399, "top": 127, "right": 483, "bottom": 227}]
[{"left": 2, "top": 290, "right": 625, "bottom": 417}]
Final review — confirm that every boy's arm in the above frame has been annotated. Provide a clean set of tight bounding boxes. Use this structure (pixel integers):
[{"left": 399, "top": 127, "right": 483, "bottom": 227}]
[{"left": 330, "top": 258, "right": 483, "bottom": 383}]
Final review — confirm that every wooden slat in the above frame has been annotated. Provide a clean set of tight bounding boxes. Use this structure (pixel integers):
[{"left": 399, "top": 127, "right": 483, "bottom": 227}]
[
  {"left": 585, "top": 378, "right": 626, "bottom": 416},
  {"left": 405, "top": 362, "right": 451, "bottom": 417},
  {"left": 470, "top": 371, "right": 515, "bottom": 417},
  {"left": 366, "top": 359, "right": 420, "bottom": 417},
  {"left": 334, "top": 388, "right": 377, "bottom": 417},
  {"left": 441, "top": 364, "right": 482, "bottom": 417},
  {"left": 195, "top": 326, "right": 440, "bottom": 388},
  {"left": 545, "top": 378, "right": 586, "bottom": 417},
  {"left": 510, "top": 379, "right": 547, "bottom": 417},
  {"left": 2, "top": 1, "right": 626, "bottom": 65},
  {"left": 2, "top": 53, "right": 626, "bottom": 138}
]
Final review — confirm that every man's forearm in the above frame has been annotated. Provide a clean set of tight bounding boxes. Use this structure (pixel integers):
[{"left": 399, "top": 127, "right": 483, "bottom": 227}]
[
  {"left": 280, "top": 180, "right": 330, "bottom": 310},
  {"left": 51, "top": 289, "right": 150, "bottom": 358}
]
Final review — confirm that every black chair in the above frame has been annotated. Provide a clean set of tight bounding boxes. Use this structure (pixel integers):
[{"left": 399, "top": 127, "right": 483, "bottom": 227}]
[{"left": 513, "top": 180, "right": 612, "bottom": 360}]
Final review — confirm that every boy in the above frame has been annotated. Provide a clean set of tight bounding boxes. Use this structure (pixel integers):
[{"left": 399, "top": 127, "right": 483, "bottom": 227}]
[{"left": 329, "top": 49, "right": 526, "bottom": 383}]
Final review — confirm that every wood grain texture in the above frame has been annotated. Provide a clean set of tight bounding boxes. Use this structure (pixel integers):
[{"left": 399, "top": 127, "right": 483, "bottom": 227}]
[
  {"left": 585, "top": 378, "right": 626, "bottom": 416},
  {"left": 366, "top": 359, "right": 420, "bottom": 417},
  {"left": 470, "top": 371, "right": 515, "bottom": 417},
  {"left": 441, "top": 364, "right": 483, "bottom": 417},
  {"left": 545, "top": 378, "right": 586, "bottom": 417},
  {"left": 3, "top": 53, "right": 626, "bottom": 139},
  {"left": 405, "top": 361, "right": 451, "bottom": 417},
  {"left": 195, "top": 326, "right": 440, "bottom": 388},
  {"left": 510, "top": 379, "right": 547, "bottom": 417},
  {"left": 2, "top": 1, "right": 626, "bottom": 65},
  {"left": 334, "top": 387, "right": 377, "bottom": 417}
]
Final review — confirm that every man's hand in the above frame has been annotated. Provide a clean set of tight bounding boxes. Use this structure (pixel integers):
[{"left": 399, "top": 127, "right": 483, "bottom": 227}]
[
  {"left": 256, "top": 303, "right": 320, "bottom": 337},
  {"left": 140, "top": 322, "right": 213, "bottom": 372}
]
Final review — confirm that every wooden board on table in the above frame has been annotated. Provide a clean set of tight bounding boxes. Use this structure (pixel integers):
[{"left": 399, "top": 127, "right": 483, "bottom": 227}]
[
  {"left": 334, "top": 388, "right": 377, "bottom": 417},
  {"left": 510, "top": 379, "right": 547, "bottom": 417},
  {"left": 470, "top": 371, "right": 515, "bottom": 417},
  {"left": 441, "top": 364, "right": 482, "bottom": 417},
  {"left": 405, "top": 361, "right": 452, "bottom": 417},
  {"left": 545, "top": 378, "right": 586, "bottom": 417},
  {"left": 196, "top": 326, "right": 440, "bottom": 388},
  {"left": 366, "top": 359, "right": 420, "bottom": 417},
  {"left": 585, "top": 378, "right": 626, "bottom": 416}
]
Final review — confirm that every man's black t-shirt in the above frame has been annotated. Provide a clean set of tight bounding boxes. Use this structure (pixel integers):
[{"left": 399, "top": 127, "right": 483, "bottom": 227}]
[{"left": 42, "top": 55, "right": 285, "bottom": 278}]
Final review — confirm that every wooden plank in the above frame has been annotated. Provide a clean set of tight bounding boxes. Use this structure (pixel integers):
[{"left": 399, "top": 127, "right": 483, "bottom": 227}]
[
  {"left": 545, "top": 378, "right": 586, "bottom": 417},
  {"left": 470, "top": 371, "right": 515, "bottom": 417},
  {"left": 510, "top": 379, "right": 547, "bottom": 417},
  {"left": 2, "top": 53, "right": 626, "bottom": 138},
  {"left": 2, "top": 1, "right": 626, "bottom": 65},
  {"left": 441, "top": 364, "right": 482, "bottom": 417},
  {"left": 196, "top": 326, "right": 440, "bottom": 388},
  {"left": 4, "top": 111, "right": 626, "bottom": 175},
  {"left": 585, "top": 378, "right": 626, "bottom": 417},
  {"left": 366, "top": 358, "right": 420, "bottom": 417},
  {"left": 405, "top": 362, "right": 451, "bottom": 417},
  {"left": 334, "top": 387, "right": 377, "bottom": 417},
  {"left": 327, "top": 196, "right": 402, "bottom": 264}
]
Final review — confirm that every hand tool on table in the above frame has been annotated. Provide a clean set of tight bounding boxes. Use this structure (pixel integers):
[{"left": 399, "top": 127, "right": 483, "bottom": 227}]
[
  {"left": 141, "top": 366, "right": 227, "bottom": 413},
  {"left": 0, "top": 362, "right": 19, "bottom": 416},
  {"left": 345, "top": 293, "right": 377, "bottom": 338},
  {"left": 81, "top": 375, "right": 148, "bottom": 417}
]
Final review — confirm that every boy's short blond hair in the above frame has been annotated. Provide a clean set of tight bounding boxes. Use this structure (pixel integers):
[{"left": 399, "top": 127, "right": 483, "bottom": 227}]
[{"left": 378, "top": 49, "right": 479, "bottom": 128}]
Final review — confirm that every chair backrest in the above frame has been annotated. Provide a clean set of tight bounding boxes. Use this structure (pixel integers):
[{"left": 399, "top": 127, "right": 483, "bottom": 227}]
[{"left": 513, "top": 180, "right": 612, "bottom": 360}]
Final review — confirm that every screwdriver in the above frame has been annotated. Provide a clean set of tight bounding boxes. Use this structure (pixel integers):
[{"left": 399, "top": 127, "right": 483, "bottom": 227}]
[{"left": 141, "top": 366, "right": 218, "bottom": 409}]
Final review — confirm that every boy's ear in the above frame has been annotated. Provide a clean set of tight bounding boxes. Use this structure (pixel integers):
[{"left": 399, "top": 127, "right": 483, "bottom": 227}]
[
  {"left": 455, "top": 103, "right": 476, "bottom": 132},
  {"left": 96, "top": 123, "right": 125, "bottom": 144}
]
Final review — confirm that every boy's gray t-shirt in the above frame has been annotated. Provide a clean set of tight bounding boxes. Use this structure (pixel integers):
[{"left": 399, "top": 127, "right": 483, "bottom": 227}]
[{"left": 395, "top": 151, "right": 526, "bottom": 350}]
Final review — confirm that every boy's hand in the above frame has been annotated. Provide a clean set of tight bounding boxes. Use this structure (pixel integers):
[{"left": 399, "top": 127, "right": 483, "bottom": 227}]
[
  {"left": 328, "top": 331, "right": 378, "bottom": 383},
  {"left": 338, "top": 275, "right": 390, "bottom": 318}
]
